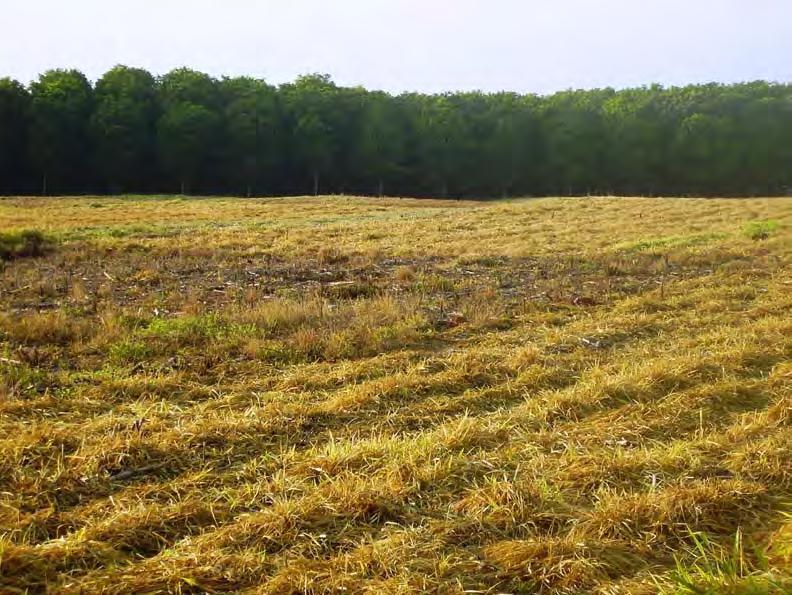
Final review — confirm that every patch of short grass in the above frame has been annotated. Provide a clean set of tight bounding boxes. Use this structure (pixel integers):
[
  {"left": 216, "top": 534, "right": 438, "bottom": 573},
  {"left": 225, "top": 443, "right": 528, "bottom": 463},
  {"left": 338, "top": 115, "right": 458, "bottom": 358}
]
[
  {"left": 656, "top": 528, "right": 790, "bottom": 594},
  {"left": 0, "top": 230, "right": 52, "bottom": 260},
  {"left": 743, "top": 220, "right": 780, "bottom": 241},
  {"left": 616, "top": 232, "right": 729, "bottom": 252}
]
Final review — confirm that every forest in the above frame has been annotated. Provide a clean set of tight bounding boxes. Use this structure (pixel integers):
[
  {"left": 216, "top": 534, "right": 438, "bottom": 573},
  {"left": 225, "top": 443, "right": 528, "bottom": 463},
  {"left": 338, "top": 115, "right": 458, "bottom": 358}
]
[{"left": 1, "top": 66, "right": 791, "bottom": 198}]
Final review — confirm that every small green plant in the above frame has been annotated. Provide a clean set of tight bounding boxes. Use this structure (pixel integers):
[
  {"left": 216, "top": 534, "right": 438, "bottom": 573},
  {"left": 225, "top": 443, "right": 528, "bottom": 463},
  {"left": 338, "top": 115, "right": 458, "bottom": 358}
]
[
  {"left": 617, "top": 232, "right": 728, "bottom": 252},
  {"left": 144, "top": 314, "right": 257, "bottom": 344},
  {"left": 416, "top": 273, "right": 456, "bottom": 293},
  {"left": 0, "top": 359, "right": 52, "bottom": 398},
  {"left": 108, "top": 339, "right": 155, "bottom": 365},
  {"left": 0, "top": 230, "right": 51, "bottom": 260},
  {"left": 742, "top": 220, "right": 780, "bottom": 241},
  {"left": 658, "top": 529, "right": 785, "bottom": 594}
]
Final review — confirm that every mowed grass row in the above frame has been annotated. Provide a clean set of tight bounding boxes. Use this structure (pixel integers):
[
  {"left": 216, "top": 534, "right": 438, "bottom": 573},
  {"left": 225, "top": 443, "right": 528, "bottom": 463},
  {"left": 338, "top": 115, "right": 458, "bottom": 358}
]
[{"left": 0, "top": 196, "right": 790, "bottom": 594}]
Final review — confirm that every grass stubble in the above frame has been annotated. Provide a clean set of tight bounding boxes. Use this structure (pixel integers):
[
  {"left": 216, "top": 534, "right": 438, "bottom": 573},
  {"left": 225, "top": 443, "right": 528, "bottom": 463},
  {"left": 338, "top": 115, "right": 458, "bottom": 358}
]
[{"left": 0, "top": 195, "right": 790, "bottom": 594}]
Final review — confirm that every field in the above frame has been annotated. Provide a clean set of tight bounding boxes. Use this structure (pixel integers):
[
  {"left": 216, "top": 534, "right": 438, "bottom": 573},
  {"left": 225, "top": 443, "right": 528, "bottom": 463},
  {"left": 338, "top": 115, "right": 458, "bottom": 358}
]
[{"left": 0, "top": 195, "right": 790, "bottom": 594}]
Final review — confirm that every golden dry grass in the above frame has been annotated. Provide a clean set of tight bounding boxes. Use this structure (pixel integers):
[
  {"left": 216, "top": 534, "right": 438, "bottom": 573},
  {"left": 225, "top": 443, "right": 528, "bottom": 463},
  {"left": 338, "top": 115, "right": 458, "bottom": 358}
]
[{"left": 0, "top": 195, "right": 790, "bottom": 594}]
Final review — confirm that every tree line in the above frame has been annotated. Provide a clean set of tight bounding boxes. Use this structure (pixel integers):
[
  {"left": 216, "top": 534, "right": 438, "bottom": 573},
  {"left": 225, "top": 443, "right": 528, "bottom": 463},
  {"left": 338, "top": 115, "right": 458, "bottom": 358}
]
[{"left": 1, "top": 66, "right": 791, "bottom": 198}]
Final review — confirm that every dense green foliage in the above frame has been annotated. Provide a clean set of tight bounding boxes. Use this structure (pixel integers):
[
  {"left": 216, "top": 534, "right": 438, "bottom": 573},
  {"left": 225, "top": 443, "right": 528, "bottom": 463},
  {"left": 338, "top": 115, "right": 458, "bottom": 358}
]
[{"left": 1, "top": 67, "right": 791, "bottom": 197}]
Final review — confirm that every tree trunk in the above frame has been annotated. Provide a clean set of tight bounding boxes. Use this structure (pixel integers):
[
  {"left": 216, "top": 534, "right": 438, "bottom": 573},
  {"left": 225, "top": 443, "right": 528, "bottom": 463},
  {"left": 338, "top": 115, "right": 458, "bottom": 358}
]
[
  {"left": 441, "top": 180, "right": 448, "bottom": 198},
  {"left": 313, "top": 170, "right": 319, "bottom": 196},
  {"left": 180, "top": 180, "right": 186, "bottom": 195},
  {"left": 378, "top": 179, "right": 384, "bottom": 198},
  {"left": 41, "top": 173, "right": 47, "bottom": 196}
]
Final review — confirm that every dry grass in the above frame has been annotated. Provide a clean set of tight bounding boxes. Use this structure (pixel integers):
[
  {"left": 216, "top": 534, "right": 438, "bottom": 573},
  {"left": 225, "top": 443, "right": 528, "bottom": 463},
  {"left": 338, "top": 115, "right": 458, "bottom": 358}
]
[{"left": 0, "top": 194, "right": 790, "bottom": 593}]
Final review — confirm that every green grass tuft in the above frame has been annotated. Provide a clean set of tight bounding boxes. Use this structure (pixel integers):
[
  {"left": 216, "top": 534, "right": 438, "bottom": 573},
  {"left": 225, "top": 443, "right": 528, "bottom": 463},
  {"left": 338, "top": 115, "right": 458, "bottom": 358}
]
[
  {"left": 0, "top": 230, "right": 52, "bottom": 260},
  {"left": 743, "top": 220, "right": 781, "bottom": 241},
  {"left": 657, "top": 529, "right": 789, "bottom": 594}
]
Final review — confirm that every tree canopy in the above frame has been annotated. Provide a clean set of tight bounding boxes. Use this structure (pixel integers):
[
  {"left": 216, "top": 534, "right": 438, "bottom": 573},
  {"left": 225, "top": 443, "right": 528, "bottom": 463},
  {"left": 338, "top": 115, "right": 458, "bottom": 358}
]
[{"left": 2, "top": 67, "right": 791, "bottom": 197}]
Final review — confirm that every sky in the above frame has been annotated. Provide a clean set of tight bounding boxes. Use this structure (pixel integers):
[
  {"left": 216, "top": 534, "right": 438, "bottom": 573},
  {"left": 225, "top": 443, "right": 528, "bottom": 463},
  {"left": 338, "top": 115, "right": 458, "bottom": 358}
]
[{"left": 2, "top": 1, "right": 790, "bottom": 94}]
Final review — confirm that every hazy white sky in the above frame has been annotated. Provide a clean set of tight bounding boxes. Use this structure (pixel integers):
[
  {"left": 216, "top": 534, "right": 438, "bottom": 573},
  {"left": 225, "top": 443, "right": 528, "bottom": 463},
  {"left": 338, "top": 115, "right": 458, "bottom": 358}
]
[{"left": 2, "top": 1, "right": 789, "bottom": 93}]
